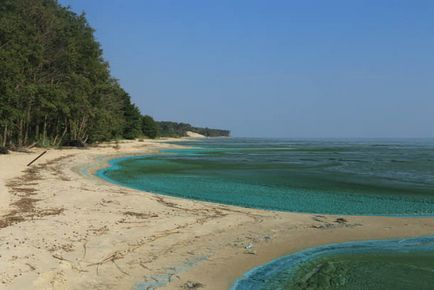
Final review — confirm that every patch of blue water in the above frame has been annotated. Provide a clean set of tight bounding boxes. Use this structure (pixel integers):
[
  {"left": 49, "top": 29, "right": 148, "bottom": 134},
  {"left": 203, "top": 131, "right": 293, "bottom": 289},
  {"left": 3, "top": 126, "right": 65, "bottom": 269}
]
[
  {"left": 230, "top": 235, "right": 434, "bottom": 290},
  {"left": 95, "top": 138, "right": 434, "bottom": 216}
]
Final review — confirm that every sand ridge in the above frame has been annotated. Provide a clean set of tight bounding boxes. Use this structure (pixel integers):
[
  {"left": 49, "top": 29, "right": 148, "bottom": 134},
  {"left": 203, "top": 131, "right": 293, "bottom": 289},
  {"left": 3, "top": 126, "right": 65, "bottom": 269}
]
[{"left": 0, "top": 139, "right": 433, "bottom": 290}]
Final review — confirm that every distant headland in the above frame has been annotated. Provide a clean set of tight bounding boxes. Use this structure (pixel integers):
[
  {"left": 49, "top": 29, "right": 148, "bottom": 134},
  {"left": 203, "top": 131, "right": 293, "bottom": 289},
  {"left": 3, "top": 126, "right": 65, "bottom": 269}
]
[{"left": 157, "top": 121, "right": 230, "bottom": 138}]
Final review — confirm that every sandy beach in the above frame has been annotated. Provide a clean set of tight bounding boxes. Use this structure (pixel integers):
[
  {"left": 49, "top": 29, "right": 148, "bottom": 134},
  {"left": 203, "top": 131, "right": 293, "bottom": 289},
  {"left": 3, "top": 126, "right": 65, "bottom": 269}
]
[{"left": 0, "top": 139, "right": 433, "bottom": 290}]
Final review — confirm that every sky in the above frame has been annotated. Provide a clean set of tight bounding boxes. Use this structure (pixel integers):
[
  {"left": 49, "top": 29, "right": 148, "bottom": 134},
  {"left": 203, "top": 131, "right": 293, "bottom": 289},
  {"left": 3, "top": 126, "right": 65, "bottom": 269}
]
[{"left": 59, "top": 0, "right": 434, "bottom": 138}]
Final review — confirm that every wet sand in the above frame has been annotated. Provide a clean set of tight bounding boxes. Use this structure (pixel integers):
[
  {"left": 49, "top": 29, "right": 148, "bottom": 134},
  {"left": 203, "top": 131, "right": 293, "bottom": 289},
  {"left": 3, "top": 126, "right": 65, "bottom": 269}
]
[{"left": 0, "top": 139, "right": 433, "bottom": 290}]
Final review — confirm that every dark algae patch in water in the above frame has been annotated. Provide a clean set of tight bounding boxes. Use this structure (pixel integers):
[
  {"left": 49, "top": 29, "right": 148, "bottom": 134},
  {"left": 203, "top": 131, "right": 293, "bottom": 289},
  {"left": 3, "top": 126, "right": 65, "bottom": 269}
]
[
  {"left": 97, "top": 138, "right": 434, "bottom": 215},
  {"left": 231, "top": 236, "right": 434, "bottom": 290},
  {"left": 286, "top": 251, "right": 434, "bottom": 290}
]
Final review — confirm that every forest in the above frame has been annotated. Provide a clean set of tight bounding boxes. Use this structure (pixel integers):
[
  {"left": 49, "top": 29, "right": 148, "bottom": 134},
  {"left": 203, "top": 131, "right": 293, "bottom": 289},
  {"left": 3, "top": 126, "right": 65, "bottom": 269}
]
[
  {"left": 0, "top": 0, "right": 228, "bottom": 150},
  {"left": 158, "top": 121, "right": 230, "bottom": 138}
]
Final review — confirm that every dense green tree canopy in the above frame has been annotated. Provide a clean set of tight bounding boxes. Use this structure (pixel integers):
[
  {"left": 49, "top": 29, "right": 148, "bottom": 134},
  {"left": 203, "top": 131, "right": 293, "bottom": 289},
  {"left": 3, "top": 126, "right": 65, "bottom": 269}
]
[
  {"left": 141, "top": 115, "right": 159, "bottom": 139},
  {"left": 0, "top": 0, "right": 229, "bottom": 147},
  {"left": 0, "top": 0, "right": 142, "bottom": 147}
]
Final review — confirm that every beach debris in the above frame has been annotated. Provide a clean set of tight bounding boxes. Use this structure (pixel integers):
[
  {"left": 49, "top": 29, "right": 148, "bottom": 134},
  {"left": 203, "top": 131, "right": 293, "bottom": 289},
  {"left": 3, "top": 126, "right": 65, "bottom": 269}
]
[
  {"left": 0, "top": 146, "right": 9, "bottom": 154},
  {"left": 89, "top": 225, "right": 109, "bottom": 235},
  {"left": 182, "top": 281, "right": 204, "bottom": 289},
  {"left": 1, "top": 155, "right": 69, "bottom": 229},
  {"left": 13, "top": 145, "right": 34, "bottom": 153},
  {"left": 123, "top": 211, "right": 159, "bottom": 219},
  {"left": 87, "top": 251, "right": 127, "bottom": 276},
  {"left": 311, "top": 217, "right": 361, "bottom": 230},
  {"left": 0, "top": 215, "right": 25, "bottom": 229},
  {"left": 82, "top": 242, "right": 88, "bottom": 259},
  {"left": 312, "top": 215, "right": 326, "bottom": 222},
  {"left": 25, "top": 263, "right": 36, "bottom": 271},
  {"left": 243, "top": 243, "right": 256, "bottom": 255},
  {"left": 263, "top": 235, "right": 272, "bottom": 241},
  {"left": 335, "top": 217, "right": 348, "bottom": 224},
  {"left": 27, "top": 150, "right": 48, "bottom": 166},
  {"left": 311, "top": 223, "right": 334, "bottom": 229}
]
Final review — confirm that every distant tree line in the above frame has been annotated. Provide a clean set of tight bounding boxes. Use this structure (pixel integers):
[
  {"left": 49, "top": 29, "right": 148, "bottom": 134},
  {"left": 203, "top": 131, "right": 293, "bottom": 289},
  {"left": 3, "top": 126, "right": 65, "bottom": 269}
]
[
  {"left": 157, "top": 121, "right": 230, "bottom": 137},
  {"left": 0, "top": 0, "right": 227, "bottom": 149}
]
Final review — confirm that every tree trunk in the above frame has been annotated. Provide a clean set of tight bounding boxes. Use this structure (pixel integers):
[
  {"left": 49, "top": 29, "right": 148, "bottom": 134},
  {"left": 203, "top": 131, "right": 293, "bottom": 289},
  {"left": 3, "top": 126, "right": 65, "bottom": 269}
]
[
  {"left": 42, "top": 115, "right": 47, "bottom": 146},
  {"left": 23, "top": 104, "right": 31, "bottom": 146},
  {"left": 35, "top": 123, "right": 39, "bottom": 142},
  {"left": 18, "top": 119, "right": 23, "bottom": 147},
  {"left": 2, "top": 124, "right": 7, "bottom": 147}
]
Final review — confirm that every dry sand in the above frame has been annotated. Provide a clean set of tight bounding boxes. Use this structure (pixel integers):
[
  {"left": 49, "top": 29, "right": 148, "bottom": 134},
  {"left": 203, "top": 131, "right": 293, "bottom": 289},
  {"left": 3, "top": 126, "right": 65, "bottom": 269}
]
[
  {"left": 185, "top": 131, "right": 206, "bottom": 138},
  {"left": 0, "top": 139, "right": 433, "bottom": 290}
]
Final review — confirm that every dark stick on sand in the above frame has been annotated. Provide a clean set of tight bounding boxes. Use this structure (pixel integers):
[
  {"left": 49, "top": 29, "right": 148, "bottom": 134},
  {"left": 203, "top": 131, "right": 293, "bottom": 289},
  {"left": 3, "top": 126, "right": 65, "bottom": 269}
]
[{"left": 27, "top": 150, "right": 47, "bottom": 166}]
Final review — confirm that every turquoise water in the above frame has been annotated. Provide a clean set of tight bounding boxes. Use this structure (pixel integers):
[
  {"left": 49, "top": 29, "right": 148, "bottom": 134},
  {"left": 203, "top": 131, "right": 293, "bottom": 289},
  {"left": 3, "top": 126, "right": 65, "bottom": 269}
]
[
  {"left": 97, "top": 138, "right": 434, "bottom": 215},
  {"left": 230, "top": 236, "right": 434, "bottom": 290},
  {"left": 95, "top": 138, "right": 434, "bottom": 289}
]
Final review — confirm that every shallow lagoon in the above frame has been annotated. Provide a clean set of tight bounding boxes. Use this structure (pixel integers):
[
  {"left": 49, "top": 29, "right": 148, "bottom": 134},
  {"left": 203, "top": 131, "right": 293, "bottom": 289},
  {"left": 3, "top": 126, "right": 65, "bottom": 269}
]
[
  {"left": 96, "top": 138, "right": 434, "bottom": 289},
  {"left": 231, "top": 236, "right": 434, "bottom": 290},
  {"left": 97, "top": 138, "right": 434, "bottom": 215}
]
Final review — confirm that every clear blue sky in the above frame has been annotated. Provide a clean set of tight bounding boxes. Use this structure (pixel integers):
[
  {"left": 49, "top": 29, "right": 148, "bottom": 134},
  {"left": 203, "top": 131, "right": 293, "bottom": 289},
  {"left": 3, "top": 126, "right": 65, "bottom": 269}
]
[{"left": 59, "top": 0, "right": 434, "bottom": 138}]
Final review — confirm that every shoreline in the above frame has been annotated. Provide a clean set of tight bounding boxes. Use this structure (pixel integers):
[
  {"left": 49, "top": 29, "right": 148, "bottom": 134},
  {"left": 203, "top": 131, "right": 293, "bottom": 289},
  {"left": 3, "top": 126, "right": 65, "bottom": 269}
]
[
  {"left": 231, "top": 234, "right": 434, "bottom": 290},
  {"left": 97, "top": 153, "right": 434, "bottom": 218},
  {"left": 0, "top": 139, "right": 433, "bottom": 290}
]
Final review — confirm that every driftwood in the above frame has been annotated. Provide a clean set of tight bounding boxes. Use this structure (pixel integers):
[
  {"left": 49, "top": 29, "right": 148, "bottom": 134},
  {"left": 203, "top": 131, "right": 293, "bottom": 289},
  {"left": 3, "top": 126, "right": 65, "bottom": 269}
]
[
  {"left": 14, "top": 147, "right": 32, "bottom": 153},
  {"left": 26, "top": 142, "right": 37, "bottom": 149},
  {"left": 9, "top": 142, "right": 36, "bottom": 153},
  {"left": 87, "top": 251, "right": 129, "bottom": 276},
  {"left": 27, "top": 151, "right": 48, "bottom": 166}
]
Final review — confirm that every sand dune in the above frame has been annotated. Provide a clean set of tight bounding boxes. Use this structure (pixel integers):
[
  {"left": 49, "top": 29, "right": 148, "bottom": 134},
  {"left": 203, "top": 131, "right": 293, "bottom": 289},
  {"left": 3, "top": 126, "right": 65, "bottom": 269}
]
[{"left": 185, "top": 131, "right": 206, "bottom": 138}]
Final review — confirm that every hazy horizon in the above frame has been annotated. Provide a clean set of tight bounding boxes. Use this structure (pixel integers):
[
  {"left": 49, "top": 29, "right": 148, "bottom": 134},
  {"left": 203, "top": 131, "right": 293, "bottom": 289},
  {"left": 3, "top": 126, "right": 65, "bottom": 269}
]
[{"left": 60, "top": 0, "right": 434, "bottom": 138}]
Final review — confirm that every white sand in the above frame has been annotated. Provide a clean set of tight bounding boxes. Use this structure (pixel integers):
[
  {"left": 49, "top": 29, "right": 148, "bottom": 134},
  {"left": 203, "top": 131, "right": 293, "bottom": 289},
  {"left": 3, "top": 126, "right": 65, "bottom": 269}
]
[{"left": 185, "top": 131, "right": 206, "bottom": 138}]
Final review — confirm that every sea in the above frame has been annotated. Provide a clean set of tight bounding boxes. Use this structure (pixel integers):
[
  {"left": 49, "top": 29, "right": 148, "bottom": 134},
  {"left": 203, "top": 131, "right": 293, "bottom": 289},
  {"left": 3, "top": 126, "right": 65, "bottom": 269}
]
[{"left": 96, "top": 138, "right": 434, "bottom": 289}]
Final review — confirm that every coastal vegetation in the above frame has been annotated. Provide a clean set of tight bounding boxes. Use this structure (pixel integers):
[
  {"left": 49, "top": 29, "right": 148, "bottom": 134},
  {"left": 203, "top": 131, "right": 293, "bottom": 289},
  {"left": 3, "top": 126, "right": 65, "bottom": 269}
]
[
  {"left": 141, "top": 115, "right": 159, "bottom": 139},
  {"left": 157, "top": 121, "right": 230, "bottom": 138},
  {"left": 0, "top": 0, "right": 228, "bottom": 150}
]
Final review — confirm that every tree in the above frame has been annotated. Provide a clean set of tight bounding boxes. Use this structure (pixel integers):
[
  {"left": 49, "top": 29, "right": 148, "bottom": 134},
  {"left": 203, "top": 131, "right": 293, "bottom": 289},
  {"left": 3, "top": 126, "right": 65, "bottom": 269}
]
[
  {"left": 141, "top": 115, "right": 159, "bottom": 139},
  {"left": 0, "top": 0, "right": 151, "bottom": 146},
  {"left": 122, "top": 96, "right": 142, "bottom": 140},
  {"left": 0, "top": 0, "right": 228, "bottom": 147}
]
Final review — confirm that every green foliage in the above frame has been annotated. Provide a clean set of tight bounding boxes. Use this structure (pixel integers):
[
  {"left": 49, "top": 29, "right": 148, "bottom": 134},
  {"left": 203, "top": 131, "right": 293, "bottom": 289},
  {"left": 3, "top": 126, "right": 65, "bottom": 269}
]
[
  {"left": 141, "top": 115, "right": 159, "bottom": 139},
  {"left": 0, "top": 0, "right": 144, "bottom": 146},
  {"left": 122, "top": 97, "right": 142, "bottom": 140},
  {"left": 157, "top": 121, "right": 191, "bottom": 137},
  {"left": 0, "top": 0, "right": 229, "bottom": 147},
  {"left": 157, "top": 121, "right": 230, "bottom": 138}
]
